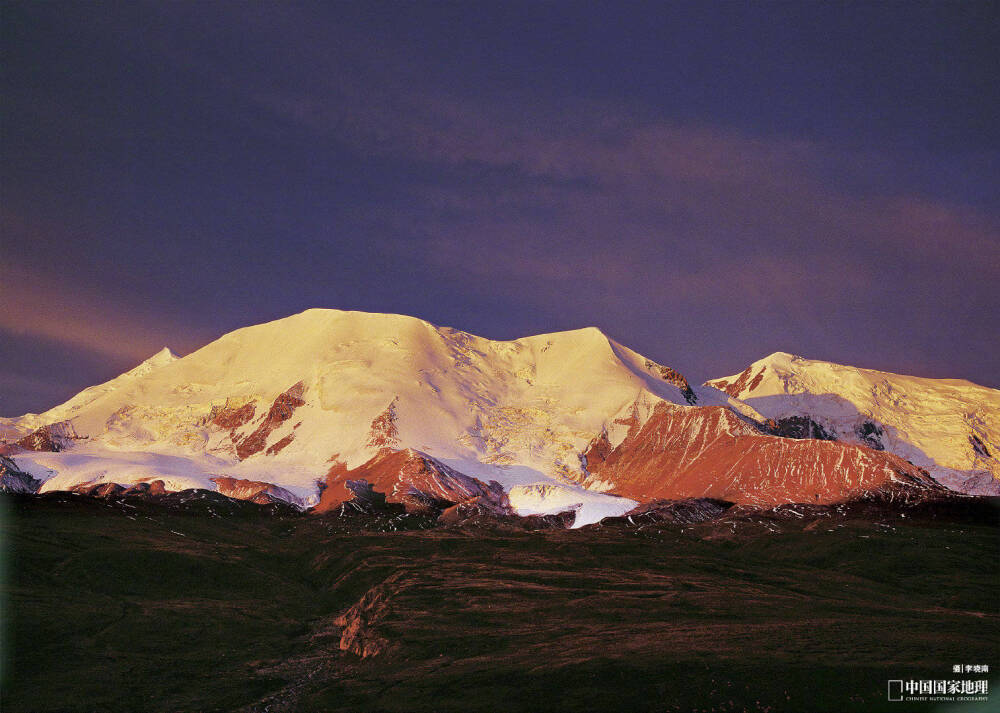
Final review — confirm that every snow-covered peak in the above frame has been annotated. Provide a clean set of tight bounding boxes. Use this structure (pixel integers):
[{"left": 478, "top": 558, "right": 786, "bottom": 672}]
[
  {"left": 710, "top": 351, "right": 995, "bottom": 402},
  {"left": 705, "top": 353, "right": 1000, "bottom": 494},
  {"left": 151, "top": 346, "right": 177, "bottom": 362},
  {"left": 129, "top": 347, "right": 178, "bottom": 376},
  {"left": 14, "top": 345, "right": 180, "bottom": 430}
]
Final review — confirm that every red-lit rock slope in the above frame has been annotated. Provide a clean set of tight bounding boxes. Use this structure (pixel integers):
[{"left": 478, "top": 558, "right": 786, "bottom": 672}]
[
  {"left": 582, "top": 403, "right": 945, "bottom": 506},
  {"left": 315, "top": 448, "right": 502, "bottom": 513}
]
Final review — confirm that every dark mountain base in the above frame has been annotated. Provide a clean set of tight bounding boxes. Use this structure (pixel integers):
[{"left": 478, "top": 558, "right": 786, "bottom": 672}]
[{"left": 2, "top": 494, "right": 997, "bottom": 713}]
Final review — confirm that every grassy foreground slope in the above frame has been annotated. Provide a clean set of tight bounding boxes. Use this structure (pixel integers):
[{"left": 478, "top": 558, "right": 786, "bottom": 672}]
[{"left": 1, "top": 494, "right": 997, "bottom": 713}]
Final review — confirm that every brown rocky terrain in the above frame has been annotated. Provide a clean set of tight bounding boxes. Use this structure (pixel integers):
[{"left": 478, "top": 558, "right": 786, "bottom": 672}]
[
  {"left": 234, "top": 382, "right": 306, "bottom": 460},
  {"left": 583, "top": 403, "right": 945, "bottom": 506},
  {"left": 210, "top": 476, "right": 303, "bottom": 505},
  {"left": 316, "top": 448, "right": 503, "bottom": 513}
]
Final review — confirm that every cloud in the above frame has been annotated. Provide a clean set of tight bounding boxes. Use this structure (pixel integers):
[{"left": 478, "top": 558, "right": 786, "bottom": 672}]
[
  {"left": 242, "top": 58, "right": 1000, "bottom": 297},
  {"left": 113, "top": 4, "right": 993, "bottom": 313},
  {"left": 0, "top": 260, "right": 209, "bottom": 364}
]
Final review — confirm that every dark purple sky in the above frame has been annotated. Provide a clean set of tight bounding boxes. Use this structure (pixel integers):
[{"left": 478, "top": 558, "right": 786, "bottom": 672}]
[{"left": 2, "top": 1, "right": 998, "bottom": 415}]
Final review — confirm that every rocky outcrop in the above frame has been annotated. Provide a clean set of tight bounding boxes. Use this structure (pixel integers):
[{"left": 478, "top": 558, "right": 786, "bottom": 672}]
[
  {"left": 948, "top": 472, "right": 1000, "bottom": 497},
  {"left": 0, "top": 455, "right": 41, "bottom": 493},
  {"left": 856, "top": 420, "right": 886, "bottom": 450},
  {"left": 63, "top": 476, "right": 304, "bottom": 506},
  {"left": 583, "top": 403, "right": 946, "bottom": 506},
  {"left": 437, "top": 498, "right": 576, "bottom": 529},
  {"left": 264, "top": 434, "right": 295, "bottom": 456},
  {"left": 70, "top": 479, "right": 169, "bottom": 497},
  {"left": 209, "top": 402, "right": 256, "bottom": 429},
  {"left": 14, "top": 422, "right": 77, "bottom": 452},
  {"left": 769, "top": 415, "right": 836, "bottom": 441},
  {"left": 210, "top": 476, "right": 303, "bottom": 506},
  {"left": 366, "top": 397, "right": 400, "bottom": 450},
  {"left": 235, "top": 382, "right": 305, "bottom": 460},
  {"left": 599, "top": 498, "right": 734, "bottom": 527},
  {"left": 644, "top": 359, "right": 697, "bottom": 404},
  {"left": 970, "top": 434, "right": 992, "bottom": 458},
  {"left": 708, "top": 365, "right": 767, "bottom": 398},
  {"left": 333, "top": 572, "right": 407, "bottom": 658},
  {"left": 315, "top": 448, "right": 500, "bottom": 513},
  {"left": 317, "top": 477, "right": 580, "bottom": 530},
  {"left": 22, "top": 485, "right": 303, "bottom": 516},
  {"left": 313, "top": 479, "right": 442, "bottom": 532},
  {"left": 436, "top": 496, "right": 511, "bottom": 525}
]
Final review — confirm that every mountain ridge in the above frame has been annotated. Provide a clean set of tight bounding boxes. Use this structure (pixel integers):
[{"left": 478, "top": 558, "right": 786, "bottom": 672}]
[
  {"left": 2, "top": 308, "right": 996, "bottom": 519},
  {"left": 706, "top": 350, "right": 1000, "bottom": 495}
]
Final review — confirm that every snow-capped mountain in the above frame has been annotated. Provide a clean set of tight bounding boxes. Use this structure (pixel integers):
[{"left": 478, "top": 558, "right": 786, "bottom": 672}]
[
  {"left": 3, "top": 309, "right": 743, "bottom": 525},
  {"left": 1, "top": 310, "right": 988, "bottom": 523},
  {"left": 706, "top": 352, "right": 1000, "bottom": 495}
]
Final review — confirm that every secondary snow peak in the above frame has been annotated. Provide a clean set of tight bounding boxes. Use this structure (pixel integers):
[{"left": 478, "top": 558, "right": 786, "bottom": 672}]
[{"left": 706, "top": 354, "right": 1000, "bottom": 495}]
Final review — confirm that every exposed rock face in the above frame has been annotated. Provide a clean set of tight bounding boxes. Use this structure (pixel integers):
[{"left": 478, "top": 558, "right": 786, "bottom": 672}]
[
  {"left": 705, "top": 352, "right": 1000, "bottom": 497},
  {"left": 644, "top": 359, "right": 697, "bottom": 404},
  {"left": 264, "top": 434, "right": 295, "bottom": 456},
  {"left": 31, "top": 484, "right": 303, "bottom": 516},
  {"left": 235, "top": 382, "right": 305, "bottom": 460},
  {"left": 313, "top": 479, "right": 443, "bottom": 532},
  {"left": 0, "top": 455, "right": 41, "bottom": 493},
  {"left": 856, "top": 420, "right": 886, "bottom": 450},
  {"left": 14, "top": 422, "right": 76, "bottom": 452},
  {"left": 333, "top": 573, "right": 406, "bottom": 658},
  {"left": 949, "top": 472, "right": 1000, "bottom": 497},
  {"left": 583, "top": 403, "right": 945, "bottom": 506},
  {"left": 341, "top": 479, "right": 390, "bottom": 507},
  {"left": 436, "top": 496, "right": 512, "bottom": 526},
  {"left": 60, "top": 476, "right": 303, "bottom": 506},
  {"left": 770, "top": 415, "right": 836, "bottom": 441},
  {"left": 970, "top": 434, "right": 991, "bottom": 458},
  {"left": 710, "top": 365, "right": 767, "bottom": 398},
  {"left": 314, "top": 448, "right": 500, "bottom": 513},
  {"left": 366, "top": 397, "right": 400, "bottom": 450},
  {"left": 210, "top": 476, "right": 303, "bottom": 506},
  {"left": 70, "top": 479, "right": 169, "bottom": 498},
  {"left": 209, "top": 402, "right": 256, "bottom": 429},
  {"left": 581, "top": 407, "right": 643, "bottom": 474},
  {"left": 437, "top": 501, "right": 577, "bottom": 529}
]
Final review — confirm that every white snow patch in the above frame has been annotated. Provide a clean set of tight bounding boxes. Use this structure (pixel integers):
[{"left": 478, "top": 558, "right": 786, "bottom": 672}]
[{"left": 508, "top": 483, "right": 636, "bottom": 528}]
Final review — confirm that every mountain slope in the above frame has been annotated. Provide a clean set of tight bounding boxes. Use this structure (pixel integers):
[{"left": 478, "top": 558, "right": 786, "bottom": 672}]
[{"left": 706, "top": 352, "right": 1000, "bottom": 495}]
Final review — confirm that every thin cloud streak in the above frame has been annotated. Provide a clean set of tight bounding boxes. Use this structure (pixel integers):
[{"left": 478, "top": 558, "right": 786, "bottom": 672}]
[
  {"left": 247, "top": 67, "right": 1000, "bottom": 277},
  {"left": 0, "top": 262, "right": 212, "bottom": 364}
]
